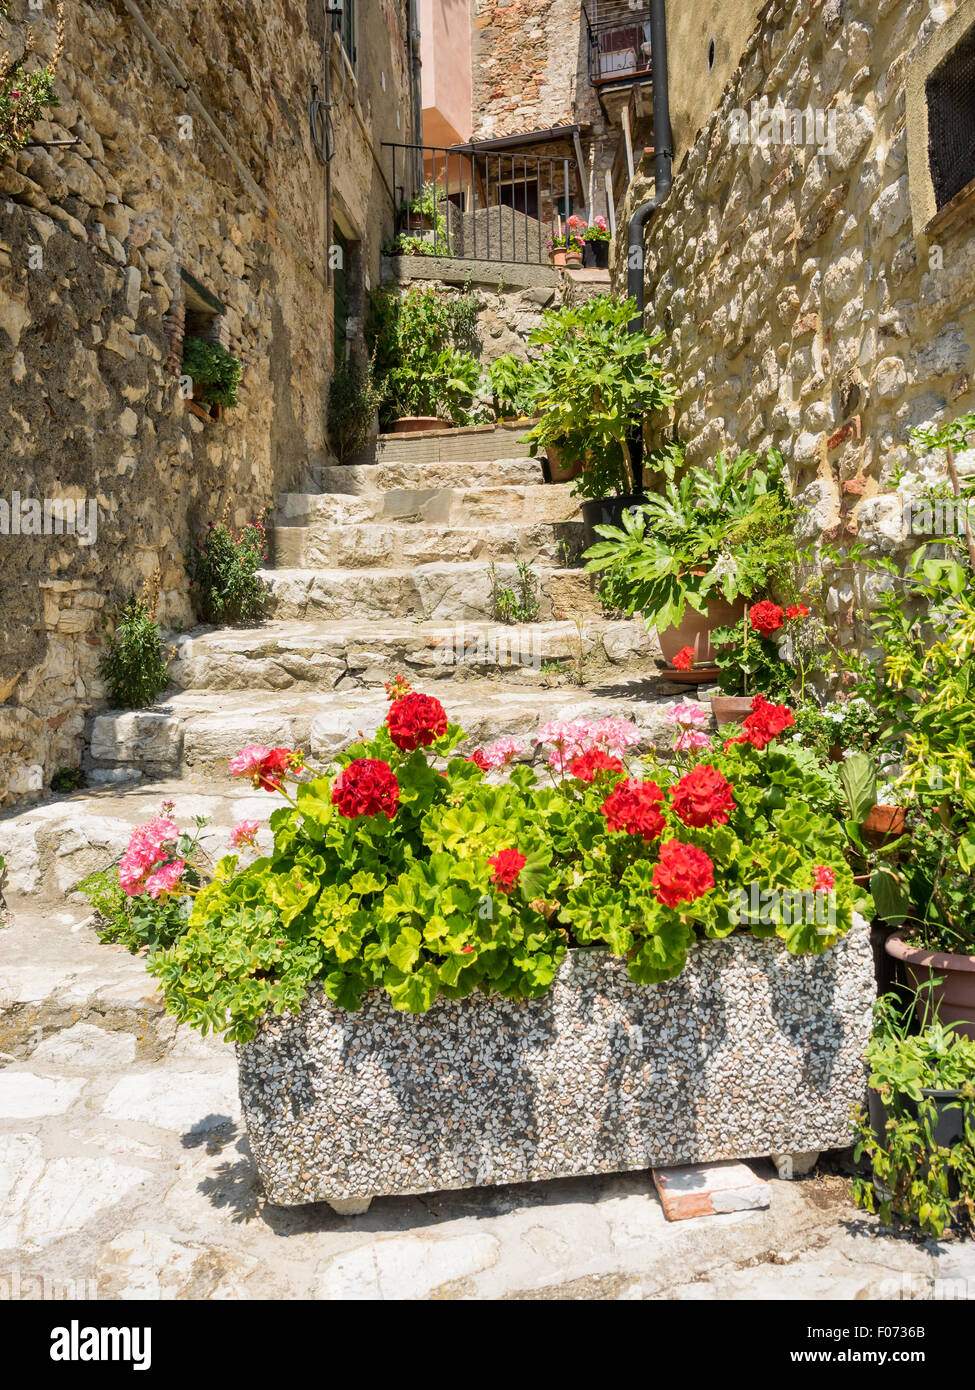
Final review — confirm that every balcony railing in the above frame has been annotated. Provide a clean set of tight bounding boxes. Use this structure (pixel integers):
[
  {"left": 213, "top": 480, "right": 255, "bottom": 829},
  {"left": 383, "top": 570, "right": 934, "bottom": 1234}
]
[
  {"left": 383, "top": 142, "right": 582, "bottom": 267},
  {"left": 585, "top": 10, "right": 653, "bottom": 87}
]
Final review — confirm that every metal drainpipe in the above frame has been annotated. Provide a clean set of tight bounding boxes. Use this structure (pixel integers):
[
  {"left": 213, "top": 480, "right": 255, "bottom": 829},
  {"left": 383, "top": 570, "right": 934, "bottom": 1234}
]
[{"left": 627, "top": 0, "right": 673, "bottom": 333}]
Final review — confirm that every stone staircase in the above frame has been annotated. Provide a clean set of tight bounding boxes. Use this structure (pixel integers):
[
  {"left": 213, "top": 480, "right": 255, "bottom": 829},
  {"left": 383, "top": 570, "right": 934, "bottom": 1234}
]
[{"left": 1, "top": 427, "right": 690, "bottom": 905}]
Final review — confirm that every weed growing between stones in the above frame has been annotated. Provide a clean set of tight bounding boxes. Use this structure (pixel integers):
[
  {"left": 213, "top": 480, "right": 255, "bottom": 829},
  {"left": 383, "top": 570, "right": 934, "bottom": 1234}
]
[
  {"left": 98, "top": 574, "right": 173, "bottom": 710},
  {"left": 187, "top": 506, "right": 268, "bottom": 625}
]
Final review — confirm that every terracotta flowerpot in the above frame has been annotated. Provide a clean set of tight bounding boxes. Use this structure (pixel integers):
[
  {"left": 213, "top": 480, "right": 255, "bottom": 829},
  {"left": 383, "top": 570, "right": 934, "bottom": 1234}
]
[
  {"left": 885, "top": 931, "right": 975, "bottom": 1040},
  {"left": 565, "top": 251, "right": 583, "bottom": 268},
  {"left": 391, "top": 416, "right": 449, "bottom": 434},
  {"left": 710, "top": 695, "right": 755, "bottom": 728},
  {"left": 657, "top": 593, "right": 748, "bottom": 668},
  {"left": 545, "top": 442, "right": 584, "bottom": 484},
  {"left": 862, "top": 804, "right": 905, "bottom": 838},
  {"left": 551, "top": 250, "right": 567, "bottom": 267}
]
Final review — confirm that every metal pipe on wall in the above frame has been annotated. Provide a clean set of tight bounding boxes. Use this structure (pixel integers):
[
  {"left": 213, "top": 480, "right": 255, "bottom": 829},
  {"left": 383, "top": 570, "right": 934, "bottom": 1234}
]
[{"left": 626, "top": 0, "right": 673, "bottom": 333}]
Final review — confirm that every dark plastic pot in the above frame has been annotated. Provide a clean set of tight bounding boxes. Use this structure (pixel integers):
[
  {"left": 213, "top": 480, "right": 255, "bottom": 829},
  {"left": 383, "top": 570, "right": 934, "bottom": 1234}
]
[
  {"left": 581, "top": 493, "right": 647, "bottom": 549},
  {"left": 583, "top": 241, "right": 610, "bottom": 268},
  {"left": 868, "top": 1086, "right": 966, "bottom": 1150}
]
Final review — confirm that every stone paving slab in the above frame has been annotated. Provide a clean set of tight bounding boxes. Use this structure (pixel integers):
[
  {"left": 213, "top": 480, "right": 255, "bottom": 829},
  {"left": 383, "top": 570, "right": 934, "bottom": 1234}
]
[
  {"left": 1, "top": 904, "right": 973, "bottom": 1300},
  {"left": 653, "top": 1161, "right": 771, "bottom": 1221}
]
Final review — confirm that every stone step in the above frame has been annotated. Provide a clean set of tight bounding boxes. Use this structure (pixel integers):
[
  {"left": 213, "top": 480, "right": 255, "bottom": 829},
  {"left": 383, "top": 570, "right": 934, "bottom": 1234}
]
[
  {"left": 169, "top": 617, "right": 666, "bottom": 693},
  {"left": 314, "top": 457, "right": 544, "bottom": 494},
  {"left": 276, "top": 482, "right": 579, "bottom": 530},
  {"left": 0, "top": 778, "right": 275, "bottom": 905},
  {"left": 83, "top": 683, "right": 688, "bottom": 784},
  {"left": 259, "top": 562, "right": 601, "bottom": 623},
  {"left": 272, "top": 519, "right": 586, "bottom": 569}
]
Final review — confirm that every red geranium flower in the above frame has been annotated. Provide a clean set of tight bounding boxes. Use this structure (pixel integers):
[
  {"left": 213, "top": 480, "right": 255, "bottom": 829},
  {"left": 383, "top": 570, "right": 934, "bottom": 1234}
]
[
  {"left": 671, "top": 765, "right": 736, "bottom": 828},
  {"left": 785, "top": 604, "right": 810, "bottom": 620},
  {"left": 467, "top": 749, "right": 490, "bottom": 771},
  {"left": 749, "top": 601, "right": 785, "bottom": 637},
  {"left": 813, "top": 864, "right": 836, "bottom": 892},
  {"left": 673, "top": 645, "right": 696, "bottom": 672},
  {"left": 724, "top": 694, "right": 796, "bottom": 752},
  {"left": 385, "top": 692, "right": 448, "bottom": 751},
  {"left": 569, "top": 748, "right": 625, "bottom": 783},
  {"left": 652, "top": 841, "right": 715, "bottom": 908},
  {"left": 384, "top": 674, "right": 413, "bottom": 701},
  {"left": 331, "top": 758, "right": 400, "bottom": 820},
  {"left": 488, "top": 847, "right": 527, "bottom": 893},
  {"left": 601, "top": 779, "right": 666, "bottom": 841}
]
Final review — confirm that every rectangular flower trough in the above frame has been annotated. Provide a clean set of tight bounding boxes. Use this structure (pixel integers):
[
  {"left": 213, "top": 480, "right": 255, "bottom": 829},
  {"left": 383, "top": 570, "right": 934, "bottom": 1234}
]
[{"left": 238, "top": 919, "right": 874, "bottom": 1211}]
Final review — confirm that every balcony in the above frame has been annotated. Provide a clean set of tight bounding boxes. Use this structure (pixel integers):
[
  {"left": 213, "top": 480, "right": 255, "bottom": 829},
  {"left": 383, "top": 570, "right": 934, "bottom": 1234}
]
[{"left": 584, "top": 4, "right": 654, "bottom": 90}]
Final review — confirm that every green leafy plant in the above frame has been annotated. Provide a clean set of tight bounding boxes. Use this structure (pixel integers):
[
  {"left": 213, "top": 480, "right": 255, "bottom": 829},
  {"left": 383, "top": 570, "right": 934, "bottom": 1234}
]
[
  {"left": 181, "top": 337, "right": 243, "bottom": 409},
  {"left": 585, "top": 449, "right": 799, "bottom": 632},
  {"left": 487, "top": 354, "right": 542, "bottom": 420},
  {"left": 846, "top": 539, "right": 975, "bottom": 952},
  {"left": 368, "top": 285, "right": 483, "bottom": 427},
  {"left": 51, "top": 766, "right": 85, "bottom": 794},
  {"left": 852, "top": 993, "right": 975, "bottom": 1239},
  {"left": 0, "top": 1, "right": 63, "bottom": 158},
  {"left": 487, "top": 560, "right": 540, "bottom": 624},
  {"left": 141, "top": 693, "right": 855, "bottom": 1042},
  {"left": 98, "top": 576, "right": 172, "bottom": 710},
  {"left": 328, "top": 353, "right": 382, "bottom": 461},
  {"left": 187, "top": 511, "right": 268, "bottom": 625},
  {"left": 387, "top": 180, "right": 449, "bottom": 256},
  {"left": 523, "top": 296, "right": 676, "bottom": 499}
]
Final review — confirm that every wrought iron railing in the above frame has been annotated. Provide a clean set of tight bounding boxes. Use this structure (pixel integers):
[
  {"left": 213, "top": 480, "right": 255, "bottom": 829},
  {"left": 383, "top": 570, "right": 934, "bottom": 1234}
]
[
  {"left": 383, "top": 142, "right": 582, "bottom": 266},
  {"left": 584, "top": 10, "right": 654, "bottom": 86}
]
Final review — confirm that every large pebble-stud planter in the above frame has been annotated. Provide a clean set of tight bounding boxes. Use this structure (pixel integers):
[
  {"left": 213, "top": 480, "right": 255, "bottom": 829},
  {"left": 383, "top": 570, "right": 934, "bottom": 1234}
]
[{"left": 238, "top": 918, "right": 873, "bottom": 1211}]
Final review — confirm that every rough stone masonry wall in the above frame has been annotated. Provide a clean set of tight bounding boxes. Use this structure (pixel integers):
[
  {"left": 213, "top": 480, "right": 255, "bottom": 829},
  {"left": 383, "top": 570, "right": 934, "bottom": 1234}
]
[
  {"left": 624, "top": 0, "right": 975, "bottom": 650},
  {"left": 0, "top": 0, "right": 410, "bottom": 807},
  {"left": 469, "top": 0, "right": 616, "bottom": 224}
]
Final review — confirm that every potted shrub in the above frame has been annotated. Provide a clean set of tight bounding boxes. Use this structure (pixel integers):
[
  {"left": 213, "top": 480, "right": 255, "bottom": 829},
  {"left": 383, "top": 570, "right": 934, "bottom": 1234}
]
[
  {"left": 586, "top": 449, "right": 801, "bottom": 681},
  {"left": 564, "top": 216, "right": 586, "bottom": 267},
  {"left": 181, "top": 337, "right": 242, "bottom": 419},
  {"left": 847, "top": 523, "right": 975, "bottom": 1037},
  {"left": 106, "top": 690, "right": 874, "bottom": 1210},
  {"left": 582, "top": 216, "right": 611, "bottom": 269},
  {"left": 524, "top": 295, "right": 675, "bottom": 538},
  {"left": 852, "top": 993, "right": 975, "bottom": 1239},
  {"left": 368, "top": 284, "right": 482, "bottom": 432}
]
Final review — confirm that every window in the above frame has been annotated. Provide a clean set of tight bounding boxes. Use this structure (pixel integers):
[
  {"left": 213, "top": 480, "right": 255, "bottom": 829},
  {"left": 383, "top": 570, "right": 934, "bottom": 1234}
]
[
  {"left": 926, "top": 22, "right": 975, "bottom": 210},
  {"left": 332, "top": 0, "right": 356, "bottom": 68}
]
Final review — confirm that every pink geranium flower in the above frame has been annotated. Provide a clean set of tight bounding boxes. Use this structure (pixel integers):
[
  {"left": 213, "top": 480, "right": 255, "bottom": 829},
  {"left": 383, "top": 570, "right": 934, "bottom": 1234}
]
[
  {"left": 145, "top": 859, "right": 186, "bottom": 899},
  {"left": 675, "top": 729, "right": 712, "bottom": 752},
  {"left": 587, "top": 718, "right": 641, "bottom": 754},
  {"left": 229, "top": 820, "right": 260, "bottom": 850},
  {"left": 481, "top": 737, "right": 527, "bottom": 769},
  {"left": 665, "top": 701, "right": 708, "bottom": 729}
]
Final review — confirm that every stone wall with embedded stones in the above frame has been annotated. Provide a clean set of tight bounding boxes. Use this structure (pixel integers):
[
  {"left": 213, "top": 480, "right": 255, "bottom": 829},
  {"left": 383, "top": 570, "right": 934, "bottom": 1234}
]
[
  {"left": 0, "top": 0, "right": 412, "bottom": 807},
  {"left": 620, "top": 0, "right": 975, "bottom": 651},
  {"left": 469, "top": 0, "right": 617, "bottom": 226},
  {"left": 378, "top": 255, "right": 609, "bottom": 416}
]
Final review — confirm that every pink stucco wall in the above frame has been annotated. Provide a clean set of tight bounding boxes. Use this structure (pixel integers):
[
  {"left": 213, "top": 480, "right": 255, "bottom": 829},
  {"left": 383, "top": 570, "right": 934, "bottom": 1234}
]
[{"left": 420, "top": 0, "right": 472, "bottom": 145}]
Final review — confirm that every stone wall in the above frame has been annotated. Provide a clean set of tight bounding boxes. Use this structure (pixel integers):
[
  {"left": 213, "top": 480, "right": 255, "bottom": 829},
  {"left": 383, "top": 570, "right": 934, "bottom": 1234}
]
[
  {"left": 469, "top": 0, "right": 616, "bottom": 226},
  {"left": 623, "top": 0, "right": 975, "bottom": 648},
  {"left": 0, "top": 0, "right": 412, "bottom": 806}
]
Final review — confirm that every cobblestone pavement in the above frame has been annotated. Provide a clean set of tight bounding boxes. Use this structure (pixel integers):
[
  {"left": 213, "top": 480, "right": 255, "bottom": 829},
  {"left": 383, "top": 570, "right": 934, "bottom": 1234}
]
[{"left": 1, "top": 903, "right": 972, "bottom": 1301}]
